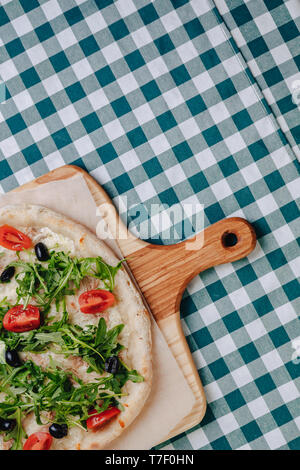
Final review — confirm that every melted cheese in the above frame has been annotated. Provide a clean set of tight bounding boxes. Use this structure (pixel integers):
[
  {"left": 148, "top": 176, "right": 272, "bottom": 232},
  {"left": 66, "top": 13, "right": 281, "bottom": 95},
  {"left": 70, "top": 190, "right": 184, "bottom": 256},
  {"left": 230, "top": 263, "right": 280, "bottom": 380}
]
[
  {"left": 38, "top": 227, "right": 75, "bottom": 254},
  {"left": 0, "top": 278, "right": 18, "bottom": 303}
]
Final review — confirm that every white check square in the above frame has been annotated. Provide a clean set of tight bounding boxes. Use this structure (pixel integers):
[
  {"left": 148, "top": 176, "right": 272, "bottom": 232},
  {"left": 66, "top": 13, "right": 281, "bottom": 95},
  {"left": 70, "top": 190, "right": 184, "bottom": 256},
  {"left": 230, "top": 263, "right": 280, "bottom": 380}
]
[
  {"left": 103, "top": 119, "right": 125, "bottom": 141},
  {"left": 176, "top": 42, "right": 199, "bottom": 62},
  {"left": 259, "top": 272, "right": 281, "bottom": 294},
  {"left": 28, "top": 121, "right": 50, "bottom": 141},
  {"left": 204, "top": 381, "right": 223, "bottom": 402},
  {"left": 11, "top": 15, "right": 33, "bottom": 36},
  {"left": 240, "top": 163, "right": 262, "bottom": 185},
  {"left": 42, "top": 0, "right": 62, "bottom": 21},
  {"left": 271, "top": 44, "right": 292, "bottom": 65},
  {"left": 165, "top": 164, "right": 186, "bottom": 186},
  {"left": 44, "top": 151, "right": 65, "bottom": 171},
  {"left": 115, "top": 0, "right": 136, "bottom": 16},
  {"left": 135, "top": 180, "right": 156, "bottom": 202},
  {"left": 43, "top": 75, "right": 64, "bottom": 96},
  {"left": 208, "top": 101, "right": 230, "bottom": 124},
  {"left": 14, "top": 167, "right": 34, "bottom": 185},
  {"left": 72, "top": 58, "right": 94, "bottom": 80},
  {"left": 147, "top": 56, "right": 169, "bottom": 79},
  {"left": 224, "top": 133, "right": 246, "bottom": 154},
  {"left": 222, "top": 56, "right": 242, "bottom": 77},
  {"left": 117, "top": 73, "right": 139, "bottom": 95},
  {"left": 229, "top": 287, "right": 251, "bottom": 309},
  {"left": 261, "top": 350, "right": 283, "bottom": 372},
  {"left": 187, "top": 427, "right": 209, "bottom": 448},
  {"left": 87, "top": 89, "right": 109, "bottom": 110},
  {"left": 217, "top": 413, "right": 240, "bottom": 434},
  {"left": 264, "top": 429, "right": 286, "bottom": 450},
  {"left": 245, "top": 319, "right": 267, "bottom": 341},
  {"left": 58, "top": 104, "right": 80, "bottom": 127},
  {"left": 199, "top": 303, "right": 220, "bottom": 326},
  {"left": 207, "top": 25, "right": 226, "bottom": 47},
  {"left": 193, "top": 71, "right": 214, "bottom": 93},
  {"left": 256, "top": 194, "right": 278, "bottom": 216},
  {"left": 56, "top": 28, "right": 77, "bottom": 49},
  {"left": 161, "top": 11, "right": 182, "bottom": 32},
  {"left": 231, "top": 365, "right": 253, "bottom": 387},
  {"left": 13, "top": 90, "right": 34, "bottom": 112},
  {"left": 0, "top": 136, "right": 19, "bottom": 158},
  {"left": 255, "top": 117, "right": 274, "bottom": 138},
  {"left": 195, "top": 148, "right": 216, "bottom": 170},
  {"left": 179, "top": 118, "right": 200, "bottom": 139},
  {"left": 74, "top": 135, "right": 95, "bottom": 156},
  {"left": 27, "top": 44, "right": 48, "bottom": 66},
  {"left": 248, "top": 397, "right": 269, "bottom": 419},
  {"left": 85, "top": 11, "right": 107, "bottom": 34},
  {"left": 101, "top": 42, "right": 122, "bottom": 64},
  {"left": 278, "top": 381, "right": 300, "bottom": 403},
  {"left": 210, "top": 179, "right": 232, "bottom": 199},
  {"left": 131, "top": 26, "right": 153, "bottom": 48},
  {"left": 1, "top": 59, "right": 19, "bottom": 80},
  {"left": 272, "top": 225, "right": 294, "bottom": 247},
  {"left": 119, "top": 150, "right": 140, "bottom": 171},
  {"left": 133, "top": 103, "right": 155, "bottom": 125},
  {"left": 163, "top": 87, "right": 184, "bottom": 109},
  {"left": 255, "top": 12, "right": 277, "bottom": 35},
  {"left": 149, "top": 134, "right": 170, "bottom": 154},
  {"left": 215, "top": 334, "right": 236, "bottom": 356}
]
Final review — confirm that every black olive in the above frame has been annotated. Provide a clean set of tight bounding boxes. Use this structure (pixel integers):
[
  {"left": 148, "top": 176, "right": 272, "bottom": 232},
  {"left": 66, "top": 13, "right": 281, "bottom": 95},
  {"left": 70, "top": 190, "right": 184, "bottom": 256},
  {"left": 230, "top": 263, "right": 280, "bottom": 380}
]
[
  {"left": 49, "top": 423, "right": 68, "bottom": 439},
  {"left": 0, "top": 417, "right": 16, "bottom": 432},
  {"left": 105, "top": 356, "right": 119, "bottom": 374},
  {"left": 0, "top": 266, "right": 15, "bottom": 283},
  {"left": 5, "top": 350, "right": 22, "bottom": 368},
  {"left": 35, "top": 242, "right": 50, "bottom": 262}
]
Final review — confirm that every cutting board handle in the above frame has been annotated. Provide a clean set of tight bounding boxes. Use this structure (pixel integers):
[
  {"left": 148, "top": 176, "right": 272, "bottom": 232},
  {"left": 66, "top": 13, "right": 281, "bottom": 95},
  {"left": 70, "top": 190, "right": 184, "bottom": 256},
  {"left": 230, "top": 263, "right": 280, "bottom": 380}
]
[{"left": 125, "top": 217, "right": 256, "bottom": 321}]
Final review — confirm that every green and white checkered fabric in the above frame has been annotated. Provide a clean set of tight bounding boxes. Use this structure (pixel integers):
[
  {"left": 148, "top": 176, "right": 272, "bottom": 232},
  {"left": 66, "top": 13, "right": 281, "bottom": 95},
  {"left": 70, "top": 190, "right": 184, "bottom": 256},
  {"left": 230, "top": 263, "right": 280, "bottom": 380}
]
[
  {"left": 215, "top": 0, "right": 300, "bottom": 160},
  {"left": 0, "top": 0, "right": 299, "bottom": 451}
]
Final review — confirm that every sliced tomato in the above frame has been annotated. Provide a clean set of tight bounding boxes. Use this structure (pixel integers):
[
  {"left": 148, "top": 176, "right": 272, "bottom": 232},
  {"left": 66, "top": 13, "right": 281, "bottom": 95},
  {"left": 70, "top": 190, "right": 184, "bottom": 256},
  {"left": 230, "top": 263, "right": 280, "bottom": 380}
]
[
  {"left": 23, "top": 432, "right": 52, "bottom": 450},
  {"left": 78, "top": 289, "right": 115, "bottom": 314},
  {"left": 86, "top": 407, "right": 120, "bottom": 431},
  {"left": 3, "top": 305, "right": 40, "bottom": 333},
  {"left": 0, "top": 225, "right": 32, "bottom": 251}
]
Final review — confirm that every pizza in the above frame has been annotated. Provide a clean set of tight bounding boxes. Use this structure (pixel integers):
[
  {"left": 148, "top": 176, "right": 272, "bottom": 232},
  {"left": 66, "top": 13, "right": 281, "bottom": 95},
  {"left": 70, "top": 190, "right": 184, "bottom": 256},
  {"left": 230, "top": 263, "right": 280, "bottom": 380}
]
[{"left": 0, "top": 205, "right": 152, "bottom": 450}]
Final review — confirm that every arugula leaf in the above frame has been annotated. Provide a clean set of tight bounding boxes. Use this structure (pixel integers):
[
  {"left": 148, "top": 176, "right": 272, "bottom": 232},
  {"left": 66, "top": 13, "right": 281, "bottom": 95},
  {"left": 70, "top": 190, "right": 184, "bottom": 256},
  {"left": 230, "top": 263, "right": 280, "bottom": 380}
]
[{"left": 8, "top": 251, "right": 123, "bottom": 315}]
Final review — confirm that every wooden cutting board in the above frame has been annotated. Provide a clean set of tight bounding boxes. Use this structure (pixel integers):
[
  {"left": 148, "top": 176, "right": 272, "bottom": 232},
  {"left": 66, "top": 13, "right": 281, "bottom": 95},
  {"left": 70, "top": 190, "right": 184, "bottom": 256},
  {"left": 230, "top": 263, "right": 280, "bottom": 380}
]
[{"left": 13, "top": 165, "right": 256, "bottom": 440}]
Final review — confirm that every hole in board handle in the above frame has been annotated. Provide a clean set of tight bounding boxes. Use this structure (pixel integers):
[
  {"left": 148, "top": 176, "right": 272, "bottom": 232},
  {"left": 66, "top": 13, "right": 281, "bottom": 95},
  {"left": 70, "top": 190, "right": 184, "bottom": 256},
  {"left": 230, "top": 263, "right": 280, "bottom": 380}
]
[{"left": 222, "top": 232, "right": 238, "bottom": 248}]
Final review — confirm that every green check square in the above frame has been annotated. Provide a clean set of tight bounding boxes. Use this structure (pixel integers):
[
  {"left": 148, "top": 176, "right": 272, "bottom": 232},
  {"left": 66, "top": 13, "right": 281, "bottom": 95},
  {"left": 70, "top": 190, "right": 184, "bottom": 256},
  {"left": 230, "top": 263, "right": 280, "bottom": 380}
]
[
  {"left": 0, "top": 6, "right": 9, "bottom": 26},
  {"left": 7, "top": 114, "right": 26, "bottom": 134},
  {"left": 139, "top": 4, "right": 159, "bottom": 25},
  {"left": 0, "top": 160, "right": 12, "bottom": 178},
  {"left": 35, "top": 22, "right": 55, "bottom": 42},
  {"left": 20, "top": 67, "right": 40, "bottom": 88},
  {"left": 6, "top": 38, "right": 25, "bottom": 57},
  {"left": 64, "top": 6, "right": 84, "bottom": 26},
  {"left": 36, "top": 98, "right": 56, "bottom": 119},
  {"left": 95, "top": 66, "right": 115, "bottom": 87}
]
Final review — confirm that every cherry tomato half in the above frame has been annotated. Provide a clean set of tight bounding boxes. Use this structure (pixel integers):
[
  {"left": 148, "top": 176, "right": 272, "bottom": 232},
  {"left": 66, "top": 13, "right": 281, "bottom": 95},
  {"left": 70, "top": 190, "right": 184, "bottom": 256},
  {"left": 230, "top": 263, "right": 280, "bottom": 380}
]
[
  {"left": 78, "top": 289, "right": 115, "bottom": 314},
  {"left": 3, "top": 305, "right": 40, "bottom": 333},
  {"left": 86, "top": 407, "right": 121, "bottom": 431},
  {"left": 0, "top": 225, "right": 32, "bottom": 251},
  {"left": 23, "top": 432, "right": 53, "bottom": 450}
]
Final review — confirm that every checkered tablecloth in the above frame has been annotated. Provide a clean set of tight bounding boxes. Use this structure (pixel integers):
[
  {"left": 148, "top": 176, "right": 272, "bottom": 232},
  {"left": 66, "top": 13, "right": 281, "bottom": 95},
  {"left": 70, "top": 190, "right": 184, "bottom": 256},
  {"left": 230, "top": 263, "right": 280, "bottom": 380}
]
[{"left": 0, "top": 0, "right": 299, "bottom": 451}]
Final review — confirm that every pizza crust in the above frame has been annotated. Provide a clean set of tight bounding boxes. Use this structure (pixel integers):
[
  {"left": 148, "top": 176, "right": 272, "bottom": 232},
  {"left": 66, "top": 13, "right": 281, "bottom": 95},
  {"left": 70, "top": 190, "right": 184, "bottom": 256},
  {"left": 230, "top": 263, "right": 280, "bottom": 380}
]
[{"left": 0, "top": 204, "right": 152, "bottom": 450}]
